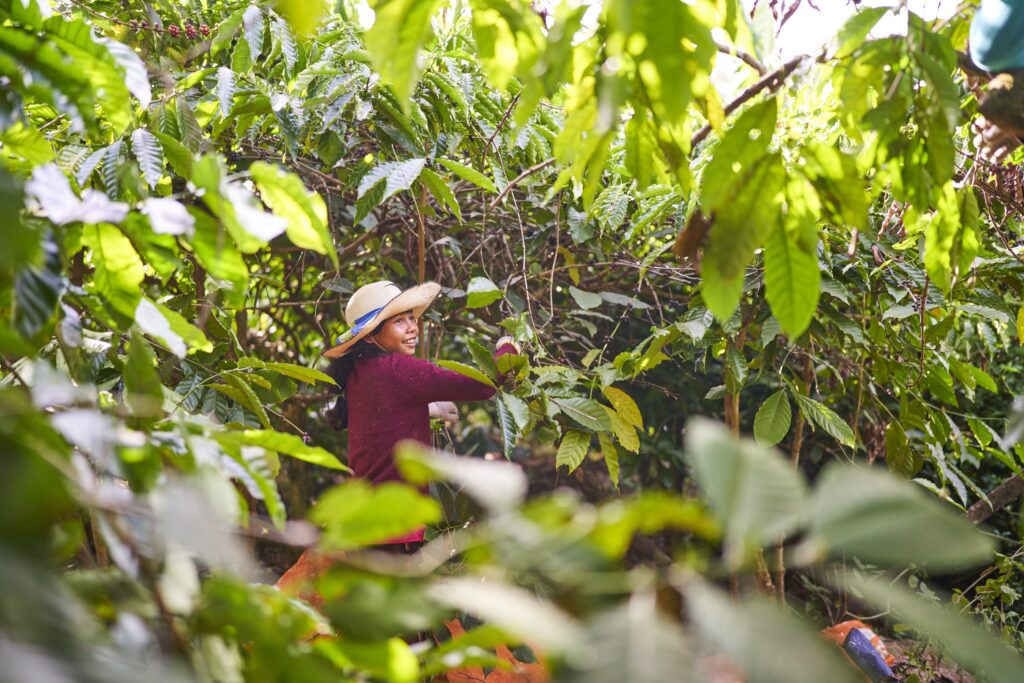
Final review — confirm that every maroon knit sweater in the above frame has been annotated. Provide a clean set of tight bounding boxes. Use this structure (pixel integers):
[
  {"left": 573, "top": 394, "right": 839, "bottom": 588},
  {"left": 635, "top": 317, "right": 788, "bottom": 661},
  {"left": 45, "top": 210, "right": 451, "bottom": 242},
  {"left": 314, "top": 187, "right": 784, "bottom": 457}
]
[{"left": 345, "top": 345, "right": 515, "bottom": 543}]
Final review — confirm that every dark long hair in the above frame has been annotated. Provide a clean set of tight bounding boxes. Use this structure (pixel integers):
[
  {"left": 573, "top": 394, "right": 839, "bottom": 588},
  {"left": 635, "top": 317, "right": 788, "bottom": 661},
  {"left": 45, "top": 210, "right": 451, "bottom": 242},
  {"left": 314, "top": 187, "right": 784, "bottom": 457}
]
[{"left": 325, "top": 339, "right": 388, "bottom": 430}]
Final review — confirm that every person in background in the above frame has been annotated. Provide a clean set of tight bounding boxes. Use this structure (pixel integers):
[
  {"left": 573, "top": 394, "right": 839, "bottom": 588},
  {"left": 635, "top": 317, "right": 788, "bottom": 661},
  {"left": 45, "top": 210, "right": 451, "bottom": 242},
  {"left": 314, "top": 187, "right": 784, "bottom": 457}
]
[
  {"left": 321, "top": 279, "right": 519, "bottom": 553},
  {"left": 968, "top": 0, "right": 1024, "bottom": 162}
]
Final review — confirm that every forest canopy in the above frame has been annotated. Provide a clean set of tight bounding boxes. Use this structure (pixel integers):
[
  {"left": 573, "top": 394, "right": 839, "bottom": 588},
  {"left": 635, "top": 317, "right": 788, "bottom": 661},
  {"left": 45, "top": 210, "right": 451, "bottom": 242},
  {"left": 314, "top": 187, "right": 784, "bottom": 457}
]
[{"left": 3, "top": 0, "right": 1024, "bottom": 681}]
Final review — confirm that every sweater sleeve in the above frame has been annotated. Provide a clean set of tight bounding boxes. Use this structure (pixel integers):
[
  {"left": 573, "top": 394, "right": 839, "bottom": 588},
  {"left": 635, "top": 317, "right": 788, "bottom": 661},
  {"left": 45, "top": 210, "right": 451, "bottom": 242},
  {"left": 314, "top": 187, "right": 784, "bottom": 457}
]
[{"left": 393, "top": 344, "right": 518, "bottom": 405}]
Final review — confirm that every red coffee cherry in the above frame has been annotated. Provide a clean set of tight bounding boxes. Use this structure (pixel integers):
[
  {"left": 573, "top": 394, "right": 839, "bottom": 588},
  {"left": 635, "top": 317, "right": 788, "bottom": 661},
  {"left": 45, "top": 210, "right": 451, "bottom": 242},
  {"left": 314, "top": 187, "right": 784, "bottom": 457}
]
[{"left": 168, "top": 24, "right": 180, "bottom": 37}]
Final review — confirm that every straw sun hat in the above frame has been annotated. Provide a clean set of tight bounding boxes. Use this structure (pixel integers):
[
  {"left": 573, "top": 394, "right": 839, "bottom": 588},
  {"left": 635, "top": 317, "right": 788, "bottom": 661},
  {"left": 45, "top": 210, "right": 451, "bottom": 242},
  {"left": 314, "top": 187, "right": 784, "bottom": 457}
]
[{"left": 323, "top": 280, "right": 441, "bottom": 358}]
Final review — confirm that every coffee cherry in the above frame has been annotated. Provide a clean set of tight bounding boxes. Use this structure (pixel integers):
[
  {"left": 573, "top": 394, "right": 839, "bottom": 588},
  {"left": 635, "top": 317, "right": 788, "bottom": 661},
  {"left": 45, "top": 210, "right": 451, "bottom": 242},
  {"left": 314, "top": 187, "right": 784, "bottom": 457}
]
[
  {"left": 167, "top": 24, "right": 180, "bottom": 37},
  {"left": 184, "top": 23, "right": 197, "bottom": 39},
  {"left": 199, "top": 23, "right": 210, "bottom": 37}
]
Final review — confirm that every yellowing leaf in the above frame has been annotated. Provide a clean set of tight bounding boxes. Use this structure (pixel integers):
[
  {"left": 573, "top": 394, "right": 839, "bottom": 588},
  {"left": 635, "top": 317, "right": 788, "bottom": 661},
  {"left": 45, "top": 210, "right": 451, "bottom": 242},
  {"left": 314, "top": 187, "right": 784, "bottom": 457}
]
[{"left": 603, "top": 386, "right": 643, "bottom": 428}]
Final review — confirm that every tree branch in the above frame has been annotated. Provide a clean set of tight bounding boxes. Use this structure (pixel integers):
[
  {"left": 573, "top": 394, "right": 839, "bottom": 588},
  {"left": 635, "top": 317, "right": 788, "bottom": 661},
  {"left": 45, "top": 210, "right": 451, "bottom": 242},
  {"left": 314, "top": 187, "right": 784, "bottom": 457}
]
[{"left": 488, "top": 157, "right": 556, "bottom": 209}]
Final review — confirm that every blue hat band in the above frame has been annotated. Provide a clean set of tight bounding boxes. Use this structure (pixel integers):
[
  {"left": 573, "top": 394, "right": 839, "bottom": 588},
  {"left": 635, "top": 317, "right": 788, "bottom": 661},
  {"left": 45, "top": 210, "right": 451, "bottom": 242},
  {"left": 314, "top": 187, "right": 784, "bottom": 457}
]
[{"left": 335, "top": 306, "right": 384, "bottom": 345}]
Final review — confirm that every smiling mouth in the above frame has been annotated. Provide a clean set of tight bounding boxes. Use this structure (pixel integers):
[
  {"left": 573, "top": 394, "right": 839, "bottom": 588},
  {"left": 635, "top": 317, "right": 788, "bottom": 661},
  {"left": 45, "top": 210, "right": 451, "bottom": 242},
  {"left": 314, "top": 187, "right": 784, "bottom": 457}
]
[{"left": 402, "top": 338, "right": 417, "bottom": 348}]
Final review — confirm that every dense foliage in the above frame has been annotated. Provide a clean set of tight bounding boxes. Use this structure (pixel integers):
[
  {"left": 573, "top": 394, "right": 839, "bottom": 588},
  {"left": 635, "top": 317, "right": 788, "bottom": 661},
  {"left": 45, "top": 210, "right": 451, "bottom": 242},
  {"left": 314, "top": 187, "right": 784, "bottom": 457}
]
[{"left": 5, "top": 0, "right": 1024, "bottom": 680}]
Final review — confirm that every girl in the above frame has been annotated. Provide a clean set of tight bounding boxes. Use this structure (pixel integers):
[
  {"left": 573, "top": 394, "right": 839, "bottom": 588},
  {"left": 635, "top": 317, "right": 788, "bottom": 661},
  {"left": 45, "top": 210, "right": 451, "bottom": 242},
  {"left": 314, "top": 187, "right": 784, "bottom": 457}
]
[{"left": 321, "top": 279, "right": 519, "bottom": 549}]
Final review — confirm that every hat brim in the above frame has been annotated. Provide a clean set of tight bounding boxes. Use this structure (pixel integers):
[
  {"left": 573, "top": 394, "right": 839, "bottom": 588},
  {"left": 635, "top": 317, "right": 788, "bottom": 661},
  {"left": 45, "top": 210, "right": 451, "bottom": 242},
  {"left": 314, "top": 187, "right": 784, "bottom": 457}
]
[{"left": 323, "top": 282, "right": 442, "bottom": 358}]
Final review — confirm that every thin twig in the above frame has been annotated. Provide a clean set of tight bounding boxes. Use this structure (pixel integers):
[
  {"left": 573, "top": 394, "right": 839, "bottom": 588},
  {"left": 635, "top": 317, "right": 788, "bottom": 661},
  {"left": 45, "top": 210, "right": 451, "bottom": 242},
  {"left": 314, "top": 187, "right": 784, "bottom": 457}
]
[
  {"left": 691, "top": 55, "right": 806, "bottom": 149},
  {"left": 489, "top": 157, "right": 556, "bottom": 209}
]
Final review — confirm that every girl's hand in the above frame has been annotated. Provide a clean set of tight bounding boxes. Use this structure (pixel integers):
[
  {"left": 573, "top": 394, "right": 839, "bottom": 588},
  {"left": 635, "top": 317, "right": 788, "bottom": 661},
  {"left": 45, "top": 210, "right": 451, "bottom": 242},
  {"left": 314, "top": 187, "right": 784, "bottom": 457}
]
[{"left": 428, "top": 401, "right": 459, "bottom": 428}]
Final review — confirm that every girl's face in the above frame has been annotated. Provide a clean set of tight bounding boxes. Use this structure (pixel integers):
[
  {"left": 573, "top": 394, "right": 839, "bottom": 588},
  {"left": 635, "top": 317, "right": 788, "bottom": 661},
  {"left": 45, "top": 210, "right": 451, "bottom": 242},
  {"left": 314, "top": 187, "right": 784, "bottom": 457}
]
[{"left": 371, "top": 310, "right": 419, "bottom": 355}]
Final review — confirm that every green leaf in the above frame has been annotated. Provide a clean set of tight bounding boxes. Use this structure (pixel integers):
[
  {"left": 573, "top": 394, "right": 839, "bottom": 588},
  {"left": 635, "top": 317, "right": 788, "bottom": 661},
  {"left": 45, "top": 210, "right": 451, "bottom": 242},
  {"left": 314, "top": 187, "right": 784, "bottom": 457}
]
[
  {"left": 363, "top": 0, "right": 442, "bottom": 104},
  {"left": 502, "top": 393, "right": 530, "bottom": 430},
  {"left": 217, "top": 67, "right": 235, "bottom": 118},
  {"left": 753, "top": 390, "right": 791, "bottom": 447},
  {"left": 568, "top": 286, "right": 602, "bottom": 310},
  {"left": 438, "top": 158, "right": 497, "bottom": 193},
  {"left": 465, "top": 336, "right": 498, "bottom": 380},
  {"left": 134, "top": 298, "right": 212, "bottom": 358},
  {"left": 804, "top": 464, "right": 994, "bottom": 570},
  {"left": 466, "top": 276, "right": 502, "bottom": 308},
  {"left": 357, "top": 158, "right": 426, "bottom": 203},
  {"left": 602, "top": 386, "right": 643, "bottom": 429},
  {"left": 834, "top": 7, "right": 888, "bottom": 58},
  {"left": 124, "top": 329, "right": 163, "bottom": 418},
  {"left": 685, "top": 418, "right": 807, "bottom": 568},
  {"left": 218, "top": 430, "right": 349, "bottom": 471},
  {"left": 495, "top": 395, "right": 516, "bottom": 459},
  {"left": 211, "top": 7, "right": 245, "bottom": 55},
  {"left": 847, "top": 574, "right": 1024, "bottom": 683},
  {"left": 603, "top": 406, "right": 639, "bottom": 453},
  {"left": 396, "top": 440, "right": 527, "bottom": 512},
  {"left": 553, "top": 397, "right": 613, "bottom": 433},
  {"left": 242, "top": 5, "right": 265, "bottom": 62},
  {"left": 885, "top": 421, "right": 920, "bottom": 477},
  {"left": 82, "top": 223, "right": 143, "bottom": 321},
  {"left": 792, "top": 392, "right": 855, "bottom": 447},
  {"left": 250, "top": 162, "right": 336, "bottom": 266},
  {"left": 104, "top": 38, "right": 151, "bottom": 108},
  {"left": 311, "top": 480, "right": 440, "bottom": 549},
  {"left": 436, "top": 360, "right": 496, "bottom": 389},
  {"left": 130, "top": 129, "right": 163, "bottom": 190},
  {"left": 418, "top": 167, "right": 462, "bottom": 221},
  {"left": 187, "top": 208, "right": 248, "bottom": 308},
  {"left": 220, "top": 372, "right": 271, "bottom": 429},
  {"left": 224, "top": 443, "right": 286, "bottom": 527},
  {"left": 683, "top": 579, "right": 863, "bottom": 683},
  {"left": 764, "top": 224, "right": 820, "bottom": 339},
  {"left": 598, "top": 432, "right": 620, "bottom": 490},
  {"left": 555, "top": 429, "right": 590, "bottom": 472},
  {"left": 263, "top": 362, "right": 335, "bottom": 385}
]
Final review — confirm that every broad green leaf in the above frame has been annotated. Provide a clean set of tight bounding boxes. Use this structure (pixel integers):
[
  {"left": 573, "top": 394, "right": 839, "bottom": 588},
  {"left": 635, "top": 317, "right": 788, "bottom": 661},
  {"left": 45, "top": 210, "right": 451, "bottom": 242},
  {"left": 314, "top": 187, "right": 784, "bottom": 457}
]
[
  {"left": 250, "top": 162, "right": 336, "bottom": 265},
  {"left": 224, "top": 444, "right": 286, "bottom": 527},
  {"left": 276, "top": 0, "right": 329, "bottom": 36},
  {"left": 700, "top": 99, "right": 777, "bottom": 209},
  {"left": 357, "top": 158, "right": 426, "bottom": 203},
  {"left": 803, "top": 464, "right": 994, "bottom": 570},
  {"left": 217, "top": 67, "right": 235, "bottom": 118},
  {"left": 13, "top": 233, "right": 62, "bottom": 340},
  {"left": 83, "top": 224, "right": 143, "bottom": 320},
  {"left": 438, "top": 158, "right": 497, "bottom": 193},
  {"left": 221, "top": 372, "right": 271, "bottom": 429},
  {"left": 597, "top": 432, "right": 619, "bottom": 489},
  {"left": 468, "top": 0, "right": 543, "bottom": 91},
  {"left": 792, "top": 392, "right": 855, "bottom": 447},
  {"left": 187, "top": 207, "right": 249, "bottom": 308},
  {"left": 602, "top": 387, "right": 642, "bottom": 428},
  {"left": 555, "top": 429, "right": 590, "bottom": 472},
  {"left": 218, "top": 429, "right": 349, "bottom": 471},
  {"left": 364, "top": 0, "right": 442, "bottom": 103},
  {"left": 243, "top": 5, "right": 265, "bottom": 62},
  {"left": 834, "top": 7, "right": 888, "bottom": 58},
  {"left": 396, "top": 440, "right": 527, "bottom": 512},
  {"left": 134, "top": 298, "right": 212, "bottom": 358},
  {"left": 568, "top": 286, "right": 602, "bottom": 310},
  {"left": 130, "top": 129, "right": 163, "bottom": 189},
  {"left": 26, "top": 164, "right": 128, "bottom": 225},
  {"left": 700, "top": 260, "right": 744, "bottom": 323},
  {"left": 263, "top": 362, "right": 335, "bottom": 385},
  {"left": 436, "top": 360, "right": 496, "bottom": 389},
  {"left": 418, "top": 167, "right": 462, "bottom": 221},
  {"left": 466, "top": 276, "right": 502, "bottom": 308},
  {"left": 465, "top": 336, "right": 498, "bottom": 380},
  {"left": 885, "top": 421, "right": 920, "bottom": 477},
  {"left": 124, "top": 329, "right": 162, "bottom": 418},
  {"left": 764, "top": 225, "right": 819, "bottom": 338},
  {"left": 192, "top": 155, "right": 286, "bottom": 252},
  {"left": 753, "top": 390, "right": 791, "bottom": 447},
  {"left": 685, "top": 418, "right": 807, "bottom": 568},
  {"left": 495, "top": 395, "right": 516, "bottom": 459},
  {"left": 428, "top": 578, "right": 579, "bottom": 653},
  {"left": 552, "top": 397, "right": 613, "bottom": 432},
  {"left": 311, "top": 480, "right": 440, "bottom": 549},
  {"left": 683, "top": 578, "right": 862, "bottom": 683},
  {"left": 45, "top": 17, "right": 133, "bottom": 132},
  {"left": 848, "top": 574, "right": 1024, "bottom": 683},
  {"left": 502, "top": 393, "right": 530, "bottom": 430}
]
